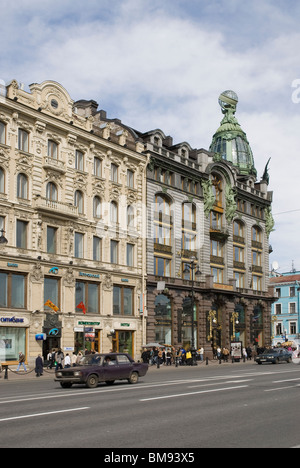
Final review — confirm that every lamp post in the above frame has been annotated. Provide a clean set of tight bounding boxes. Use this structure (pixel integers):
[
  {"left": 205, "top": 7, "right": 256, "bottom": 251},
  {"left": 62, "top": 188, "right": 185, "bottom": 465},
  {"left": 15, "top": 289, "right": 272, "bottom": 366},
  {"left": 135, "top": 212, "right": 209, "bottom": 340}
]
[{"left": 183, "top": 258, "right": 201, "bottom": 365}]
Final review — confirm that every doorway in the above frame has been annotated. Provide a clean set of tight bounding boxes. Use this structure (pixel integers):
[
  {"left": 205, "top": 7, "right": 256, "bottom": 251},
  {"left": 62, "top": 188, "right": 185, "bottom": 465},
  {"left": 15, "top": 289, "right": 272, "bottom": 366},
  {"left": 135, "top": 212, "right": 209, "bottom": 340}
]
[{"left": 112, "top": 331, "right": 134, "bottom": 358}]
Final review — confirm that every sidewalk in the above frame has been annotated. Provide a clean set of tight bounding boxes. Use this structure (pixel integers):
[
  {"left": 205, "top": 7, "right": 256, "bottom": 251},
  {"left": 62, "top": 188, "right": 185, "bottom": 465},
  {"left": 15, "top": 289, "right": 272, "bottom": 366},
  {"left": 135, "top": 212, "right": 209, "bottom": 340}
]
[{"left": 0, "top": 358, "right": 256, "bottom": 382}]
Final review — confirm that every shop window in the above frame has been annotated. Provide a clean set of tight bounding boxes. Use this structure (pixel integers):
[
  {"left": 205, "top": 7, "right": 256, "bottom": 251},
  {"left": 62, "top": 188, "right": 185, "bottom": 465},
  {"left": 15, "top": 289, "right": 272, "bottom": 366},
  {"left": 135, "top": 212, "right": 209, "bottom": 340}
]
[
  {"left": 154, "top": 294, "right": 172, "bottom": 344},
  {"left": 0, "top": 327, "right": 26, "bottom": 363}
]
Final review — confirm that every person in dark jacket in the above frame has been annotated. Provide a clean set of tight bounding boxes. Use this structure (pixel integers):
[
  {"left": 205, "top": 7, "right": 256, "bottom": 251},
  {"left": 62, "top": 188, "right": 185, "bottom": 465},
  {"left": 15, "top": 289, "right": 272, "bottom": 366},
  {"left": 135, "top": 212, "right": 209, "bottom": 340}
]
[{"left": 35, "top": 355, "right": 44, "bottom": 377}]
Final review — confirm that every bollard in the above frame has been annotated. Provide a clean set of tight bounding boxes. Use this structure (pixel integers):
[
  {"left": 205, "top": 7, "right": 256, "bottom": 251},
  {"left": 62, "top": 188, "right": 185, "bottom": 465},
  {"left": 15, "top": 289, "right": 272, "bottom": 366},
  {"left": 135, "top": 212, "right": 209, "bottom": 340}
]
[
  {"left": 206, "top": 357, "right": 209, "bottom": 366},
  {"left": 4, "top": 365, "right": 8, "bottom": 380}
]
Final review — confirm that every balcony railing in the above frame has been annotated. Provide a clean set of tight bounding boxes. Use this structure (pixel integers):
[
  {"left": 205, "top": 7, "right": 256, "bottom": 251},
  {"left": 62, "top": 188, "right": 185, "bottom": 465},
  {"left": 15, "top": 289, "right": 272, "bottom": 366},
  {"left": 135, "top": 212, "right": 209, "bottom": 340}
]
[{"left": 34, "top": 196, "right": 78, "bottom": 217}]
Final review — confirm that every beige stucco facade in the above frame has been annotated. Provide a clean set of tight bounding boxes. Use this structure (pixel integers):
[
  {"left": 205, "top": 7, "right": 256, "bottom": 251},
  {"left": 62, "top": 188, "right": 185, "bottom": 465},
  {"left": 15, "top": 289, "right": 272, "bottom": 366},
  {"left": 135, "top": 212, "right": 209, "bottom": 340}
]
[{"left": 0, "top": 80, "right": 148, "bottom": 366}]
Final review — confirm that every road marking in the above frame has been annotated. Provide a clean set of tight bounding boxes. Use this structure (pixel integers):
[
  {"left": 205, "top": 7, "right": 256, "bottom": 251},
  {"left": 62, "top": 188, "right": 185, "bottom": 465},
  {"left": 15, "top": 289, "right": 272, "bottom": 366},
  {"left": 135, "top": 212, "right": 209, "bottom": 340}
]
[
  {"left": 272, "top": 378, "right": 300, "bottom": 383},
  {"left": 188, "top": 379, "right": 252, "bottom": 389},
  {"left": 265, "top": 386, "right": 298, "bottom": 392},
  {"left": 140, "top": 385, "right": 248, "bottom": 402},
  {"left": 0, "top": 407, "right": 90, "bottom": 422}
]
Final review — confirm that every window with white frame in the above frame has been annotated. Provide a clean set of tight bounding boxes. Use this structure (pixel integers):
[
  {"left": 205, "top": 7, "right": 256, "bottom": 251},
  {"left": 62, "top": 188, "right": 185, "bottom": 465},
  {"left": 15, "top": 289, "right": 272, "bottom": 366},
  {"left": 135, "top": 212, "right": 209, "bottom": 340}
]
[{"left": 289, "top": 302, "right": 296, "bottom": 314}]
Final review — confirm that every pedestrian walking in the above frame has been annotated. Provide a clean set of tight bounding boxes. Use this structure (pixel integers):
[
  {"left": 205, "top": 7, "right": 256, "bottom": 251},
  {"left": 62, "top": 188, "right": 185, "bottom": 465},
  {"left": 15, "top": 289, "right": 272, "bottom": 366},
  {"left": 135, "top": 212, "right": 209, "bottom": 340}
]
[
  {"left": 16, "top": 351, "right": 27, "bottom": 372},
  {"left": 64, "top": 353, "right": 71, "bottom": 368},
  {"left": 55, "top": 349, "right": 64, "bottom": 370},
  {"left": 35, "top": 354, "right": 44, "bottom": 377},
  {"left": 72, "top": 352, "right": 77, "bottom": 367}
]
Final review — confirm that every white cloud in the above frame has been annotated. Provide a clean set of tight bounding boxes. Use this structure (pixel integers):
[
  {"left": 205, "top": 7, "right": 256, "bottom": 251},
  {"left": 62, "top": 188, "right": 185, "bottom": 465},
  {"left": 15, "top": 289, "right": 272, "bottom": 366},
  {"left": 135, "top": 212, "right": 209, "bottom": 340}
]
[{"left": 1, "top": 0, "right": 300, "bottom": 271}]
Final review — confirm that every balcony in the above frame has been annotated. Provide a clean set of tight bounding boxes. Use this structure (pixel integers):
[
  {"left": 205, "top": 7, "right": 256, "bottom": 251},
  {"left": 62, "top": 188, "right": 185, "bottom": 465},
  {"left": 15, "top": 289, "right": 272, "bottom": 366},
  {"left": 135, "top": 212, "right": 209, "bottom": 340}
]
[
  {"left": 34, "top": 196, "right": 78, "bottom": 218},
  {"left": 43, "top": 157, "right": 66, "bottom": 174}
]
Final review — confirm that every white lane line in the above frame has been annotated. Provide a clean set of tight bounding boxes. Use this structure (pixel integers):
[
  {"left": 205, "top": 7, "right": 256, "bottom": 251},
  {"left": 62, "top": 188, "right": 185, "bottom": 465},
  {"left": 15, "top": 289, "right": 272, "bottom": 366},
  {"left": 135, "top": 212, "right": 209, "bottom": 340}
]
[
  {"left": 272, "top": 378, "right": 300, "bottom": 383},
  {"left": 188, "top": 379, "right": 252, "bottom": 389},
  {"left": 0, "top": 407, "right": 90, "bottom": 422},
  {"left": 140, "top": 385, "right": 248, "bottom": 402},
  {"left": 265, "top": 386, "right": 298, "bottom": 392}
]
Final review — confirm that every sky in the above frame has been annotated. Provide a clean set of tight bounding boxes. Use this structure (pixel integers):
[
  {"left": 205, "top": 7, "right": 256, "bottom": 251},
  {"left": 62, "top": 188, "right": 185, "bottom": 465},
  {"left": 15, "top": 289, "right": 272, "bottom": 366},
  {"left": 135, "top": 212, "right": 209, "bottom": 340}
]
[{"left": 1, "top": 0, "right": 300, "bottom": 273}]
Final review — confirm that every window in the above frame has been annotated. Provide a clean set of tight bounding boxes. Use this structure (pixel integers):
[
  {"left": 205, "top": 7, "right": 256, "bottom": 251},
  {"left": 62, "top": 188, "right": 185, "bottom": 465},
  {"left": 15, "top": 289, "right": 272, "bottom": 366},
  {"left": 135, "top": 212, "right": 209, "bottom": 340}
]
[
  {"left": 275, "top": 288, "right": 281, "bottom": 298},
  {"left": 127, "top": 205, "right": 134, "bottom": 228},
  {"left": 16, "top": 220, "right": 28, "bottom": 249},
  {"left": 252, "top": 250, "right": 261, "bottom": 267},
  {"left": 289, "top": 303, "right": 296, "bottom": 314},
  {"left": 110, "top": 201, "right": 118, "bottom": 224},
  {"left": 252, "top": 275, "right": 262, "bottom": 291},
  {"left": 182, "top": 203, "right": 197, "bottom": 252},
  {"left": 275, "top": 303, "right": 282, "bottom": 315},
  {"left": 210, "top": 211, "right": 222, "bottom": 230},
  {"left": 94, "top": 158, "right": 102, "bottom": 177},
  {"left": 46, "top": 182, "right": 57, "bottom": 201},
  {"left": 211, "top": 240, "right": 224, "bottom": 258},
  {"left": 154, "top": 257, "right": 171, "bottom": 277},
  {"left": 252, "top": 226, "right": 262, "bottom": 243},
  {"left": 127, "top": 170, "right": 134, "bottom": 188},
  {"left": 74, "top": 190, "right": 84, "bottom": 215},
  {"left": 127, "top": 243, "right": 134, "bottom": 267},
  {"left": 212, "top": 174, "right": 223, "bottom": 206},
  {"left": 290, "top": 287, "right": 296, "bottom": 297},
  {"left": 290, "top": 322, "right": 297, "bottom": 335},
  {"left": 44, "top": 277, "right": 59, "bottom": 311},
  {"left": 0, "top": 216, "right": 4, "bottom": 232},
  {"left": 0, "top": 167, "right": 5, "bottom": 193},
  {"left": 0, "top": 122, "right": 5, "bottom": 144},
  {"left": 211, "top": 267, "right": 223, "bottom": 284},
  {"left": 154, "top": 225, "right": 171, "bottom": 246},
  {"left": 234, "top": 246, "right": 244, "bottom": 263},
  {"left": 75, "top": 281, "right": 100, "bottom": 315},
  {"left": 93, "top": 236, "right": 101, "bottom": 261},
  {"left": 113, "top": 286, "right": 133, "bottom": 316},
  {"left": 110, "top": 240, "right": 118, "bottom": 264},
  {"left": 234, "top": 220, "right": 244, "bottom": 238},
  {"left": 93, "top": 196, "right": 101, "bottom": 218},
  {"left": 48, "top": 140, "right": 58, "bottom": 159},
  {"left": 111, "top": 163, "right": 118, "bottom": 183},
  {"left": 18, "top": 129, "right": 29, "bottom": 152},
  {"left": 47, "top": 226, "right": 57, "bottom": 254},
  {"left": 0, "top": 272, "right": 26, "bottom": 308},
  {"left": 75, "top": 232, "right": 84, "bottom": 258},
  {"left": 234, "top": 271, "right": 245, "bottom": 289},
  {"left": 118, "top": 355, "right": 131, "bottom": 365},
  {"left": 17, "top": 173, "right": 28, "bottom": 199},
  {"left": 75, "top": 150, "right": 84, "bottom": 171}
]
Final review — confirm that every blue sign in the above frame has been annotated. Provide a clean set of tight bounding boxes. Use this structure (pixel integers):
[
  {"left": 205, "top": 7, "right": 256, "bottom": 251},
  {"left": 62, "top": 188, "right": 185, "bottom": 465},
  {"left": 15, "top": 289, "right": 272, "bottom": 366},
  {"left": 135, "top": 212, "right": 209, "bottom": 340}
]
[
  {"left": 35, "top": 333, "right": 46, "bottom": 341},
  {"left": 49, "top": 267, "right": 59, "bottom": 274},
  {"left": 49, "top": 328, "right": 59, "bottom": 336}
]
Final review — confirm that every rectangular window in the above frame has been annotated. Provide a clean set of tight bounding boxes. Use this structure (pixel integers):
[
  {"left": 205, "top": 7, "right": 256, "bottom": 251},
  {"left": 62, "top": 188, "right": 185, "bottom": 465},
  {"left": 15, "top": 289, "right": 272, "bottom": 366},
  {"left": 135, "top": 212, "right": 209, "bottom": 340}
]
[
  {"left": 290, "top": 322, "right": 297, "bottom": 335},
  {"left": 234, "top": 271, "right": 245, "bottom": 289},
  {"left": 290, "top": 287, "right": 296, "bottom": 297},
  {"left": 48, "top": 140, "right": 58, "bottom": 159},
  {"left": 111, "top": 163, "right": 118, "bottom": 183},
  {"left": 252, "top": 275, "right": 262, "bottom": 291},
  {"left": 113, "top": 286, "right": 133, "bottom": 316},
  {"left": 0, "top": 122, "right": 6, "bottom": 145},
  {"left": 211, "top": 267, "right": 223, "bottom": 284},
  {"left": 127, "top": 243, "right": 134, "bottom": 267},
  {"left": 44, "top": 277, "right": 59, "bottom": 311},
  {"left": 289, "top": 303, "right": 296, "bottom": 314},
  {"left": 0, "top": 327, "right": 26, "bottom": 363},
  {"left": 47, "top": 226, "right": 57, "bottom": 254},
  {"left": 275, "top": 303, "right": 282, "bottom": 315},
  {"left": 16, "top": 220, "right": 28, "bottom": 249},
  {"left": 94, "top": 158, "right": 102, "bottom": 177},
  {"left": 74, "top": 232, "right": 84, "bottom": 258},
  {"left": 154, "top": 257, "right": 171, "bottom": 276},
  {"left": 110, "top": 240, "right": 118, "bottom": 264},
  {"left": 0, "top": 272, "right": 26, "bottom": 309},
  {"left": 75, "top": 150, "right": 84, "bottom": 171},
  {"left": 75, "top": 281, "right": 100, "bottom": 315},
  {"left": 93, "top": 236, "right": 102, "bottom": 261},
  {"left": 127, "top": 170, "right": 134, "bottom": 188},
  {"left": 18, "top": 129, "right": 29, "bottom": 152}
]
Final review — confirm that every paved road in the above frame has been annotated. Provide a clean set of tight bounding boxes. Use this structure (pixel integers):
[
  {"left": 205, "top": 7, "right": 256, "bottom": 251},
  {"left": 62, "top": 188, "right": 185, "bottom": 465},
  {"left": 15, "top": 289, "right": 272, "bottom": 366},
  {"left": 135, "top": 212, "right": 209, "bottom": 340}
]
[{"left": 1, "top": 362, "right": 300, "bottom": 449}]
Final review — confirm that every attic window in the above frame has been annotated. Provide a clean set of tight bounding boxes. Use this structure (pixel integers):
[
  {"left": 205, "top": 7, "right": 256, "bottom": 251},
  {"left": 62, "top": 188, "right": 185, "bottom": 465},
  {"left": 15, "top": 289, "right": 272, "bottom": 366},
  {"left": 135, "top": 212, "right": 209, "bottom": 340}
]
[{"left": 51, "top": 99, "right": 58, "bottom": 109}]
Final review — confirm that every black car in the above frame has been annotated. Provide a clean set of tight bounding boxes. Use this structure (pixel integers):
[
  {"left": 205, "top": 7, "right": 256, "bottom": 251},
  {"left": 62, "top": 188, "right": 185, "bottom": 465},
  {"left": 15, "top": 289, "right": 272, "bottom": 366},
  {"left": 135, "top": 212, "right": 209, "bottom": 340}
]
[
  {"left": 255, "top": 348, "right": 292, "bottom": 365},
  {"left": 55, "top": 353, "right": 148, "bottom": 388}
]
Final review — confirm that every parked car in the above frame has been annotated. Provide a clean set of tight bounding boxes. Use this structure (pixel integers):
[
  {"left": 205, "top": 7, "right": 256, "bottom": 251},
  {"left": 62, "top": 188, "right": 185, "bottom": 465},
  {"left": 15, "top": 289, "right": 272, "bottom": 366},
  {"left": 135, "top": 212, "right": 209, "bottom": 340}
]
[
  {"left": 55, "top": 353, "right": 148, "bottom": 388},
  {"left": 255, "top": 348, "right": 292, "bottom": 365}
]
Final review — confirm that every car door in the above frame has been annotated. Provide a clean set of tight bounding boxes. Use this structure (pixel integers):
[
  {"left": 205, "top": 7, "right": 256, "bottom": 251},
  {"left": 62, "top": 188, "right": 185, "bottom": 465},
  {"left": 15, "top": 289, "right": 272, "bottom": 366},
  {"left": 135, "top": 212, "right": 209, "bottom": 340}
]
[
  {"left": 103, "top": 355, "right": 120, "bottom": 381},
  {"left": 117, "top": 354, "right": 133, "bottom": 379}
]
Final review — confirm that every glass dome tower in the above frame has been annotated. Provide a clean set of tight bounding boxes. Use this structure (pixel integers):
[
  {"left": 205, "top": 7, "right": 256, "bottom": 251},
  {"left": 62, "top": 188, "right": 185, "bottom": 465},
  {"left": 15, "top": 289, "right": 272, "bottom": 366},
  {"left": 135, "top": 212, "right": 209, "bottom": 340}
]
[{"left": 209, "top": 90, "right": 256, "bottom": 177}]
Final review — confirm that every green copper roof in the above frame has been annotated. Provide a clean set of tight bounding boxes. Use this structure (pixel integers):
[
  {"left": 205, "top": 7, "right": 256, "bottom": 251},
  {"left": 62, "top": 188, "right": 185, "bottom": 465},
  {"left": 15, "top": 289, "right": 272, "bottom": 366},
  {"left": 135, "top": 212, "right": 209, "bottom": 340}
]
[{"left": 209, "top": 90, "right": 256, "bottom": 177}]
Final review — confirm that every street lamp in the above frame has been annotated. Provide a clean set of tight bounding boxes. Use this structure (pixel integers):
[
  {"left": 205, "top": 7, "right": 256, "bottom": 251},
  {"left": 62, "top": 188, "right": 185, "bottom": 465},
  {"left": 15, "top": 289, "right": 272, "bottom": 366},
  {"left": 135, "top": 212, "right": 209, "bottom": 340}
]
[
  {"left": 0, "top": 229, "right": 8, "bottom": 245},
  {"left": 183, "top": 258, "right": 201, "bottom": 365}
]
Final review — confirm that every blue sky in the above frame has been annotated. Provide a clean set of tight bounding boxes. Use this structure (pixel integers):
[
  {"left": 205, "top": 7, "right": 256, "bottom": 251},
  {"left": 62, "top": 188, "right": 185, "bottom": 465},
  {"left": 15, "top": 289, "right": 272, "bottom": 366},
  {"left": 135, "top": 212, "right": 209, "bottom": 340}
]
[{"left": 1, "top": 0, "right": 300, "bottom": 272}]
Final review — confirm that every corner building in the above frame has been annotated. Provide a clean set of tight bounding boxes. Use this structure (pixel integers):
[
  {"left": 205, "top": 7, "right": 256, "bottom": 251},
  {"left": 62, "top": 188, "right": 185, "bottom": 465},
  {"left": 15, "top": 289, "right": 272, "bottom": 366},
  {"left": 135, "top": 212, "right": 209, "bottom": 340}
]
[
  {"left": 143, "top": 91, "right": 275, "bottom": 357},
  {"left": 0, "top": 80, "right": 148, "bottom": 366}
]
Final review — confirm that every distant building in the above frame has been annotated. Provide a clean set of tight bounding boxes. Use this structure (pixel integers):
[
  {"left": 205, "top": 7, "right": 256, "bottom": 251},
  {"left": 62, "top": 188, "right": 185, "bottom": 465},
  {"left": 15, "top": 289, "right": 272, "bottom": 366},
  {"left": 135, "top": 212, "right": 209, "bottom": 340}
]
[{"left": 270, "top": 271, "right": 300, "bottom": 347}]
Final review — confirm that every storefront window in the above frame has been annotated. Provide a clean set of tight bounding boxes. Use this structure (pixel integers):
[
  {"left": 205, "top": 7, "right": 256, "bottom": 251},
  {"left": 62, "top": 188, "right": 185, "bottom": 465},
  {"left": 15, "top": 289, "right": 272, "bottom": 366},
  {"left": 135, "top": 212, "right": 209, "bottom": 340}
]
[
  {"left": 155, "top": 294, "right": 172, "bottom": 344},
  {"left": 113, "top": 286, "right": 133, "bottom": 316},
  {"left": 75, "top": 281, "right": 100, "bottom": 315},
  {"left": 0, "top": 327, "right": 26, "bottom": 362}
]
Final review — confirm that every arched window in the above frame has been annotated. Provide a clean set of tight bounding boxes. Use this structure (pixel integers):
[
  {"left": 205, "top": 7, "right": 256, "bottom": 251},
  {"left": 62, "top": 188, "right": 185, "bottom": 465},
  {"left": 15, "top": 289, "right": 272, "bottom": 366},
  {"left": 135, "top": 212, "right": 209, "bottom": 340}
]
[
  {"left": 155, "top": 194, "right": 171, "bottom": 216},
  {"left": 46, "top": 182, "right": 57, "bottom": 202},
  {"left": 93, "top": 196, "right": 101, "bottom": 218},
  {"left": 0, "top": 167, "right": 5, "bottom": 193},
  {"left": 110, "top": 201, "right": 118, "bottom": 223},
  {"left": 17, "top": 173, "right": 28, "bottom": 199},
  {"left": 74, "top": 190, "right": 84, "bottom": 214}
]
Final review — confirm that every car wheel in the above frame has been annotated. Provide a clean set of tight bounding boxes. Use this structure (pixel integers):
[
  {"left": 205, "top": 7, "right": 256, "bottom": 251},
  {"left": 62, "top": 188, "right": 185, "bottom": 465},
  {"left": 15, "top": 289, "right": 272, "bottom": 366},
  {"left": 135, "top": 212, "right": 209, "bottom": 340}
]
[
  {"left": 60, "top": 382, "right": 73, "bottom": 388},
  {"left": 257, "top": 362, "right": 262, "bottom": 365},
  {"left": 128, "top": 372, "right": 139, "bottom": 384},
  {"left": 86, "top": 374, "right": 99, "bottom": 389},
  {"left": 105, "top": 380, "right": 115, "bottom": 385}
]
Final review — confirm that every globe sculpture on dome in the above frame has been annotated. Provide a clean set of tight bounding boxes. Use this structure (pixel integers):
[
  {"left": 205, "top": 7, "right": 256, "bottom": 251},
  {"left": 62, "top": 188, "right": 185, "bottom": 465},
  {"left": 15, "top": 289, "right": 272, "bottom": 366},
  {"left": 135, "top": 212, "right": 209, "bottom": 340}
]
[{"left": 210, "top": 90, "right": 256, "bottom": 177}]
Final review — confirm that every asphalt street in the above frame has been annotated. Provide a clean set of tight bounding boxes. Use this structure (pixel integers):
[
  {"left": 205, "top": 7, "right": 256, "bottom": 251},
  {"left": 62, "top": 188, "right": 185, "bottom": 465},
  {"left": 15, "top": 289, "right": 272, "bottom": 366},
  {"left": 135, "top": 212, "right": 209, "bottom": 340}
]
[{"left": 1, "top": 362, "right": 300, "bottom": 449}]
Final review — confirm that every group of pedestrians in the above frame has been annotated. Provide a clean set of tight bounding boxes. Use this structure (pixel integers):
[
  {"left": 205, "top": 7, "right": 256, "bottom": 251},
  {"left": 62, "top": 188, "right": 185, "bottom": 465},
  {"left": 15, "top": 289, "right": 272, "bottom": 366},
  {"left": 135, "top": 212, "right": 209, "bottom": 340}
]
[
  {"left": 47, "top": 349, "right": 84, "bottom": 371},
  {"left": 141, "top": 346, "right": 206, "bottom": 366}
]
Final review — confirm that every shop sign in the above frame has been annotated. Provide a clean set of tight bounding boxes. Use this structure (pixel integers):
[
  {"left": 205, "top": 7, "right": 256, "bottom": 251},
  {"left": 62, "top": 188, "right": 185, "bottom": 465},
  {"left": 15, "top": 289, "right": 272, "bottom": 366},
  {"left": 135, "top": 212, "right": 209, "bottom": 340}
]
[
  {"left": 35, "top": 333, "right": 46, "bottom": 341},
  {"left": 120, "top": 323, "right": 131, "bottom": 327},
  {"left": 0, "top": 316, "right": 24, "bottom": 324},
  {"left": 78, "top": 321, "right": 100, "bottom": 326},
  {"left": 7, "top": 262, "right": 18, "bottom": 268},
  {"left": 79, "top": 272, "right": 100, "bottom": 279}
]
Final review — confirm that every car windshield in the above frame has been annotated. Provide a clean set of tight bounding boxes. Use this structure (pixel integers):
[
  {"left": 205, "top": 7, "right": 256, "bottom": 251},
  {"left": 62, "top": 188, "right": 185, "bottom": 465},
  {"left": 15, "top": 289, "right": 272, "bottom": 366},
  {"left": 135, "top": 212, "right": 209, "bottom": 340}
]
[
  {"left": 262, "top": 349, "right": 276, "bottom": 354},
  {"left": 78, "top": 355, "right": 102, "bottom": 366}
]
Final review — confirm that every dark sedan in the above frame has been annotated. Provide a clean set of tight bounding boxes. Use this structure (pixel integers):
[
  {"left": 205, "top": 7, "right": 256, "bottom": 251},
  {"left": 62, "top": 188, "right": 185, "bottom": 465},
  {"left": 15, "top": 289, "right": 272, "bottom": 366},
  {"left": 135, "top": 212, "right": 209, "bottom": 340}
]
[
  {"left": 55, "top": 353, "right": 148, "bottom": 388},
  {"left": 255, "top": 348, "right": 292, "bottom": 365}
]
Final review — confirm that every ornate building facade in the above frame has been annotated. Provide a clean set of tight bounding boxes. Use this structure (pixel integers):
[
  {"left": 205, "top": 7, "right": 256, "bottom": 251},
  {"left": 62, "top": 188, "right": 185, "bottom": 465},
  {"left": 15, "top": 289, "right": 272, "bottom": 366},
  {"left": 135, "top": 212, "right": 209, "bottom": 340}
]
[
  {"left": 143, "top": 90, "right": 275, "bottom": 356},
  {"left": 0, "top": 80, "right": 148, "bottom": 366}
]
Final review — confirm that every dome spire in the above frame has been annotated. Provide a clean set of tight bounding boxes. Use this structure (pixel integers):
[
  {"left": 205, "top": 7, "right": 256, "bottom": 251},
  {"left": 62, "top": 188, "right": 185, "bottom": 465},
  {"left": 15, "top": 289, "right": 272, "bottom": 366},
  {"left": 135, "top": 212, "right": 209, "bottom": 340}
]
[{"left": 210, "top": 90, "right": 256, "bottom": 177}]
